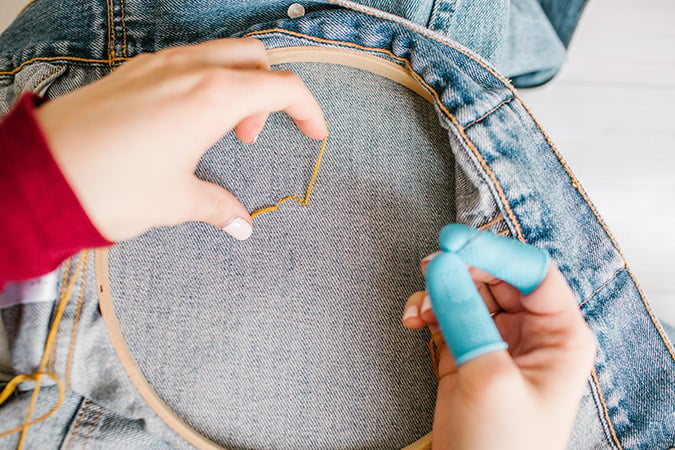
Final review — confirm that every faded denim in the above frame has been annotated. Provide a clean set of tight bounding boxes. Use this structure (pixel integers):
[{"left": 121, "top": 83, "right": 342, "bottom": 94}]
[{"left": 1, "top": 1, "right": 674, "bottom": 449}]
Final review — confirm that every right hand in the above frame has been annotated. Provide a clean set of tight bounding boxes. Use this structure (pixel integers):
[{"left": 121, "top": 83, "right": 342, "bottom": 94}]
[
  {"left": 403, "top": 257, "right": 597, "bottom": 450},
  {"left": 35, "top": 38, "right": 327, "bottom": 242}
]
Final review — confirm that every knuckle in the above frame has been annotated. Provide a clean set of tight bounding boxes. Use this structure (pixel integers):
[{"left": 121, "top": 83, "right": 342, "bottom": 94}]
[
  {"left": 192, "top": 71, "right": 246, "bottom": 112},
  {"left": 459, "top": 356, "right": 515, "bottom": 398},
  {"left": 157, "top": 46, "right": 190, "bottom": 67},
  {"left": 245, "top": 37, "right": 266, "bottom": 53},
  {"left": 275, "top": 69, "right": 302, "bottom": 84},
  {"left": 472, "top": 365, "right": 514, "bottom": 397},
  {"left": 197, "top": 67, "right": 230, "bottom": 91},
  {"left": 129, "top": 52, "right": 152, "bottom": 65}
]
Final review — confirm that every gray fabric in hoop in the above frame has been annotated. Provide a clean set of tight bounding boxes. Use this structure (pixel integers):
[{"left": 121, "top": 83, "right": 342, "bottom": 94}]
[{"left": 105, "top": 57, "right": 461, "bottom": 449}]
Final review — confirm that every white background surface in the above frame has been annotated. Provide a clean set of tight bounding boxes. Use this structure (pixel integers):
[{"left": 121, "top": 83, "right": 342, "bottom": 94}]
[
  {"left": 0, "top": 0, "right": 673, "bottom": 353},
  {"left": 518, "top": 0, "right": 675, "bottom": 325}
]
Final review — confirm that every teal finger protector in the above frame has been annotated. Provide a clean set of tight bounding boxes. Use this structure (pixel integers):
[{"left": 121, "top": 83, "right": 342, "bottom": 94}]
[
  {"left": 426, "top": 224, "right": 551, "bottom": 365},
  {"left": 439, "top": 224, "right": 550, "bottom": 295},
  {"left": 426, "top": 252, "right": 508, "bottom": 365}
]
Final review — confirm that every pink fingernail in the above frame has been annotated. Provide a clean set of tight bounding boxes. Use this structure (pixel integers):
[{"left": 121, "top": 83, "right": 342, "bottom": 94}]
[
  {"left": 403, "top": 305, "right": 419, "bottom": 321},
  {"left": 421, "top": 294, "right": 432, "bottom": 315},
  {"left": 422, "top": 252, "right": 441, "bottom": 264},
  {"left": 223, "top": 218, "right": 252, "bottom": 241}
]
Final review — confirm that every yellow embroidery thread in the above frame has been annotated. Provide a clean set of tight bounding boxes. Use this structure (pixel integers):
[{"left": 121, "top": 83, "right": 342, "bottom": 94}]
[
  {"left": 0, "top": 251, "right": 88, "bottom": 448},
  {"left": 250, "top": 130, "right": 328, "bottom": 220}
]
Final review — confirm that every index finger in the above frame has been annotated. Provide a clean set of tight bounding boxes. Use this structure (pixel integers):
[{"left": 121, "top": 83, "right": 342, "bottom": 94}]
[
  {"left": 157, "top": 38, "right": 272, "bottom": 71},
  {"left": 215, "top": 69, "right": 328, "bottom": 140}
]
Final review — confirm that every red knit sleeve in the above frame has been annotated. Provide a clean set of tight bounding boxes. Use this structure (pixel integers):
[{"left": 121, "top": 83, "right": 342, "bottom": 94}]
[{"left": 0, "top": 93, "right": 111, "bottom": 288}]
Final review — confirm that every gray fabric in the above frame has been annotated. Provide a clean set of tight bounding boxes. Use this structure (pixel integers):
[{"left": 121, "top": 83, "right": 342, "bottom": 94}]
[
  {"left": 109, "top": 62, "right": 453, "bottom": 449},
  {"left": 0, "top": 386, "right": 171, "bottom": 449}
]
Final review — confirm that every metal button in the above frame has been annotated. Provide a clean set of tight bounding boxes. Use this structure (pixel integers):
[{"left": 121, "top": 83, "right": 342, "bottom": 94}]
[{"left": 287, "top": 3, "right": 305, "bottom": 19}]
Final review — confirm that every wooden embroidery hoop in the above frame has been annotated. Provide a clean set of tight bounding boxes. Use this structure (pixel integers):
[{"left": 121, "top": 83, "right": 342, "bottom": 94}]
[{"left": 97, "top": 45, "right": 436, "bottom": 450}]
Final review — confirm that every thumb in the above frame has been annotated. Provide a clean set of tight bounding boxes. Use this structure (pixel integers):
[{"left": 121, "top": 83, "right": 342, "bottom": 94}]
[{"left": 188, "top": 178, "right": 253, "bottom": 240}]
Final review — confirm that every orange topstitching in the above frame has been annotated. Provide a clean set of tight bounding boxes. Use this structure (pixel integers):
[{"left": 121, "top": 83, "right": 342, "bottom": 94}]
[
  {"left": 106, "top": 0, "right": 116, "bottom": 64},
  {"left": 64, "top": 398, "right": 91, "bottom": 450},
  {"left": 121, "top": 0, "right": 128, "bottom": 58},
  {"left": 591, "top": 369, "right": 623, "bottom": 449},
  {"left": 82, "top": 405, "right": 104, "bottom": 446},
  {"left": 47, "top": 258, "right": 71, "bottom": 374}
]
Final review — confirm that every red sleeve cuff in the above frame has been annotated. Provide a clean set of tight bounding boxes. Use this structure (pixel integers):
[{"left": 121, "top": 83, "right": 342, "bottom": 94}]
[{"left": 0, "top": 92, "right": 112, "bottom": 287}]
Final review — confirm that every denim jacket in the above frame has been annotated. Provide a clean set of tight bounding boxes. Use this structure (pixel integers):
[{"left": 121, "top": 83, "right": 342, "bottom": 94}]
[{"left": 1, "top": 1, "right": 673, "bottom": 449}]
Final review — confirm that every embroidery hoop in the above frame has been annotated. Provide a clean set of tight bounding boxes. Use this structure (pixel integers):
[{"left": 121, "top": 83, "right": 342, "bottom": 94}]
[{"left": 97, "top": 45, "right": 436, "bottom": 450}]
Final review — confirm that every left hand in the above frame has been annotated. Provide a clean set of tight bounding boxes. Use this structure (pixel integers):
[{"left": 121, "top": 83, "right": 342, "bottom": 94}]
[{"left": 35, "top": 38, "right": 327, "bottom": 242}]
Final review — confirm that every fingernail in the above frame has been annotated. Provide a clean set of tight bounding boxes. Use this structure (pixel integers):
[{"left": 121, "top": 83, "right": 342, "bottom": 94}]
[
  {"left": 421, "top": 294, "right": 432, "bottom": 315},
  {"left": 250, "top": 134, "right": 258, "bottom": 145},
  {"left": 223, "top": 218, "right": 252, "bottom": 241},
  {"left": 403, "top": 305, "right": 419, "bottom": 321},
  {"left": 422, "top": 252, "right": 441, "bottom": 265}
]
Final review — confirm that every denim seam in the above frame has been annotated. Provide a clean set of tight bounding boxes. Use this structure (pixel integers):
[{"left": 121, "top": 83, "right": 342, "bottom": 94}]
[
  {"left": 120, "top": 0, "right": 128, "bottom": 59},
  {"left": 477, "top": 214, "right": 504, "bottom": 231},
  {"left": 328, "top": 0, "right": 499, "bottom": 72},
  {"left": 46, "top": 263, "right": 75, "bottom": 374},
  {"left": 64, "top": 398, "right": 91, "bottom": 450},
  {"left": 106, "top": 0, "right": 116, "bottom": 65},
  {"left": 244, "top": 28, "right": 526, "bottom": 243},
  {"left": 578, "top": 264, "right": 628, "bottom": 448},
  {"left": 65, "top": 258, "right": 89, "bottom": 390},
  {"left": 578, "top": 266, "right": 625, "bottom": 308},
  {"left": 82, "top": 404, "right": 103, "bottom": 446},
  {"left": 590, "top": 369, "right": 623, "bottom": 450},
  {"left": 463, "top": 96, "right": 515, "bottom": 130},
  {"left": 428, "top": 0, "right": 457, "bottom": 34},
  {"left": 0, "top": 57, "right": 122, "bottom": 77},
  {"left": 30, "top": 64, "right": 64, "bottom": 92},
  {"left": 42, "top": 260, "right": 68, "bottom": 374}
]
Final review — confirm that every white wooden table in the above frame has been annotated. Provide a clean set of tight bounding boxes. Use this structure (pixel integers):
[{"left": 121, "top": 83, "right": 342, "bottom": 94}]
[{"left": 520, "top": 0, "right": 675, "bottom": 325}]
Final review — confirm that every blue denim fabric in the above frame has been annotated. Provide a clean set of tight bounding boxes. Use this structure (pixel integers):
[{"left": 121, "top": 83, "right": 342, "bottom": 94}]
[
  {"left": 0, "top": 385, "right": 172, "bottom": 449},
  {"left": 1, "top": 1, "right": 673, "bottom": 449},
  {"left": 345, "top": 0, "right": 586, "bottom": 86},
  {"left": 537, "top": 0, "right": 588, "bottom": 46},
  {"left": 0, "top": 0, "right": 584, "bottom": 88}
]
